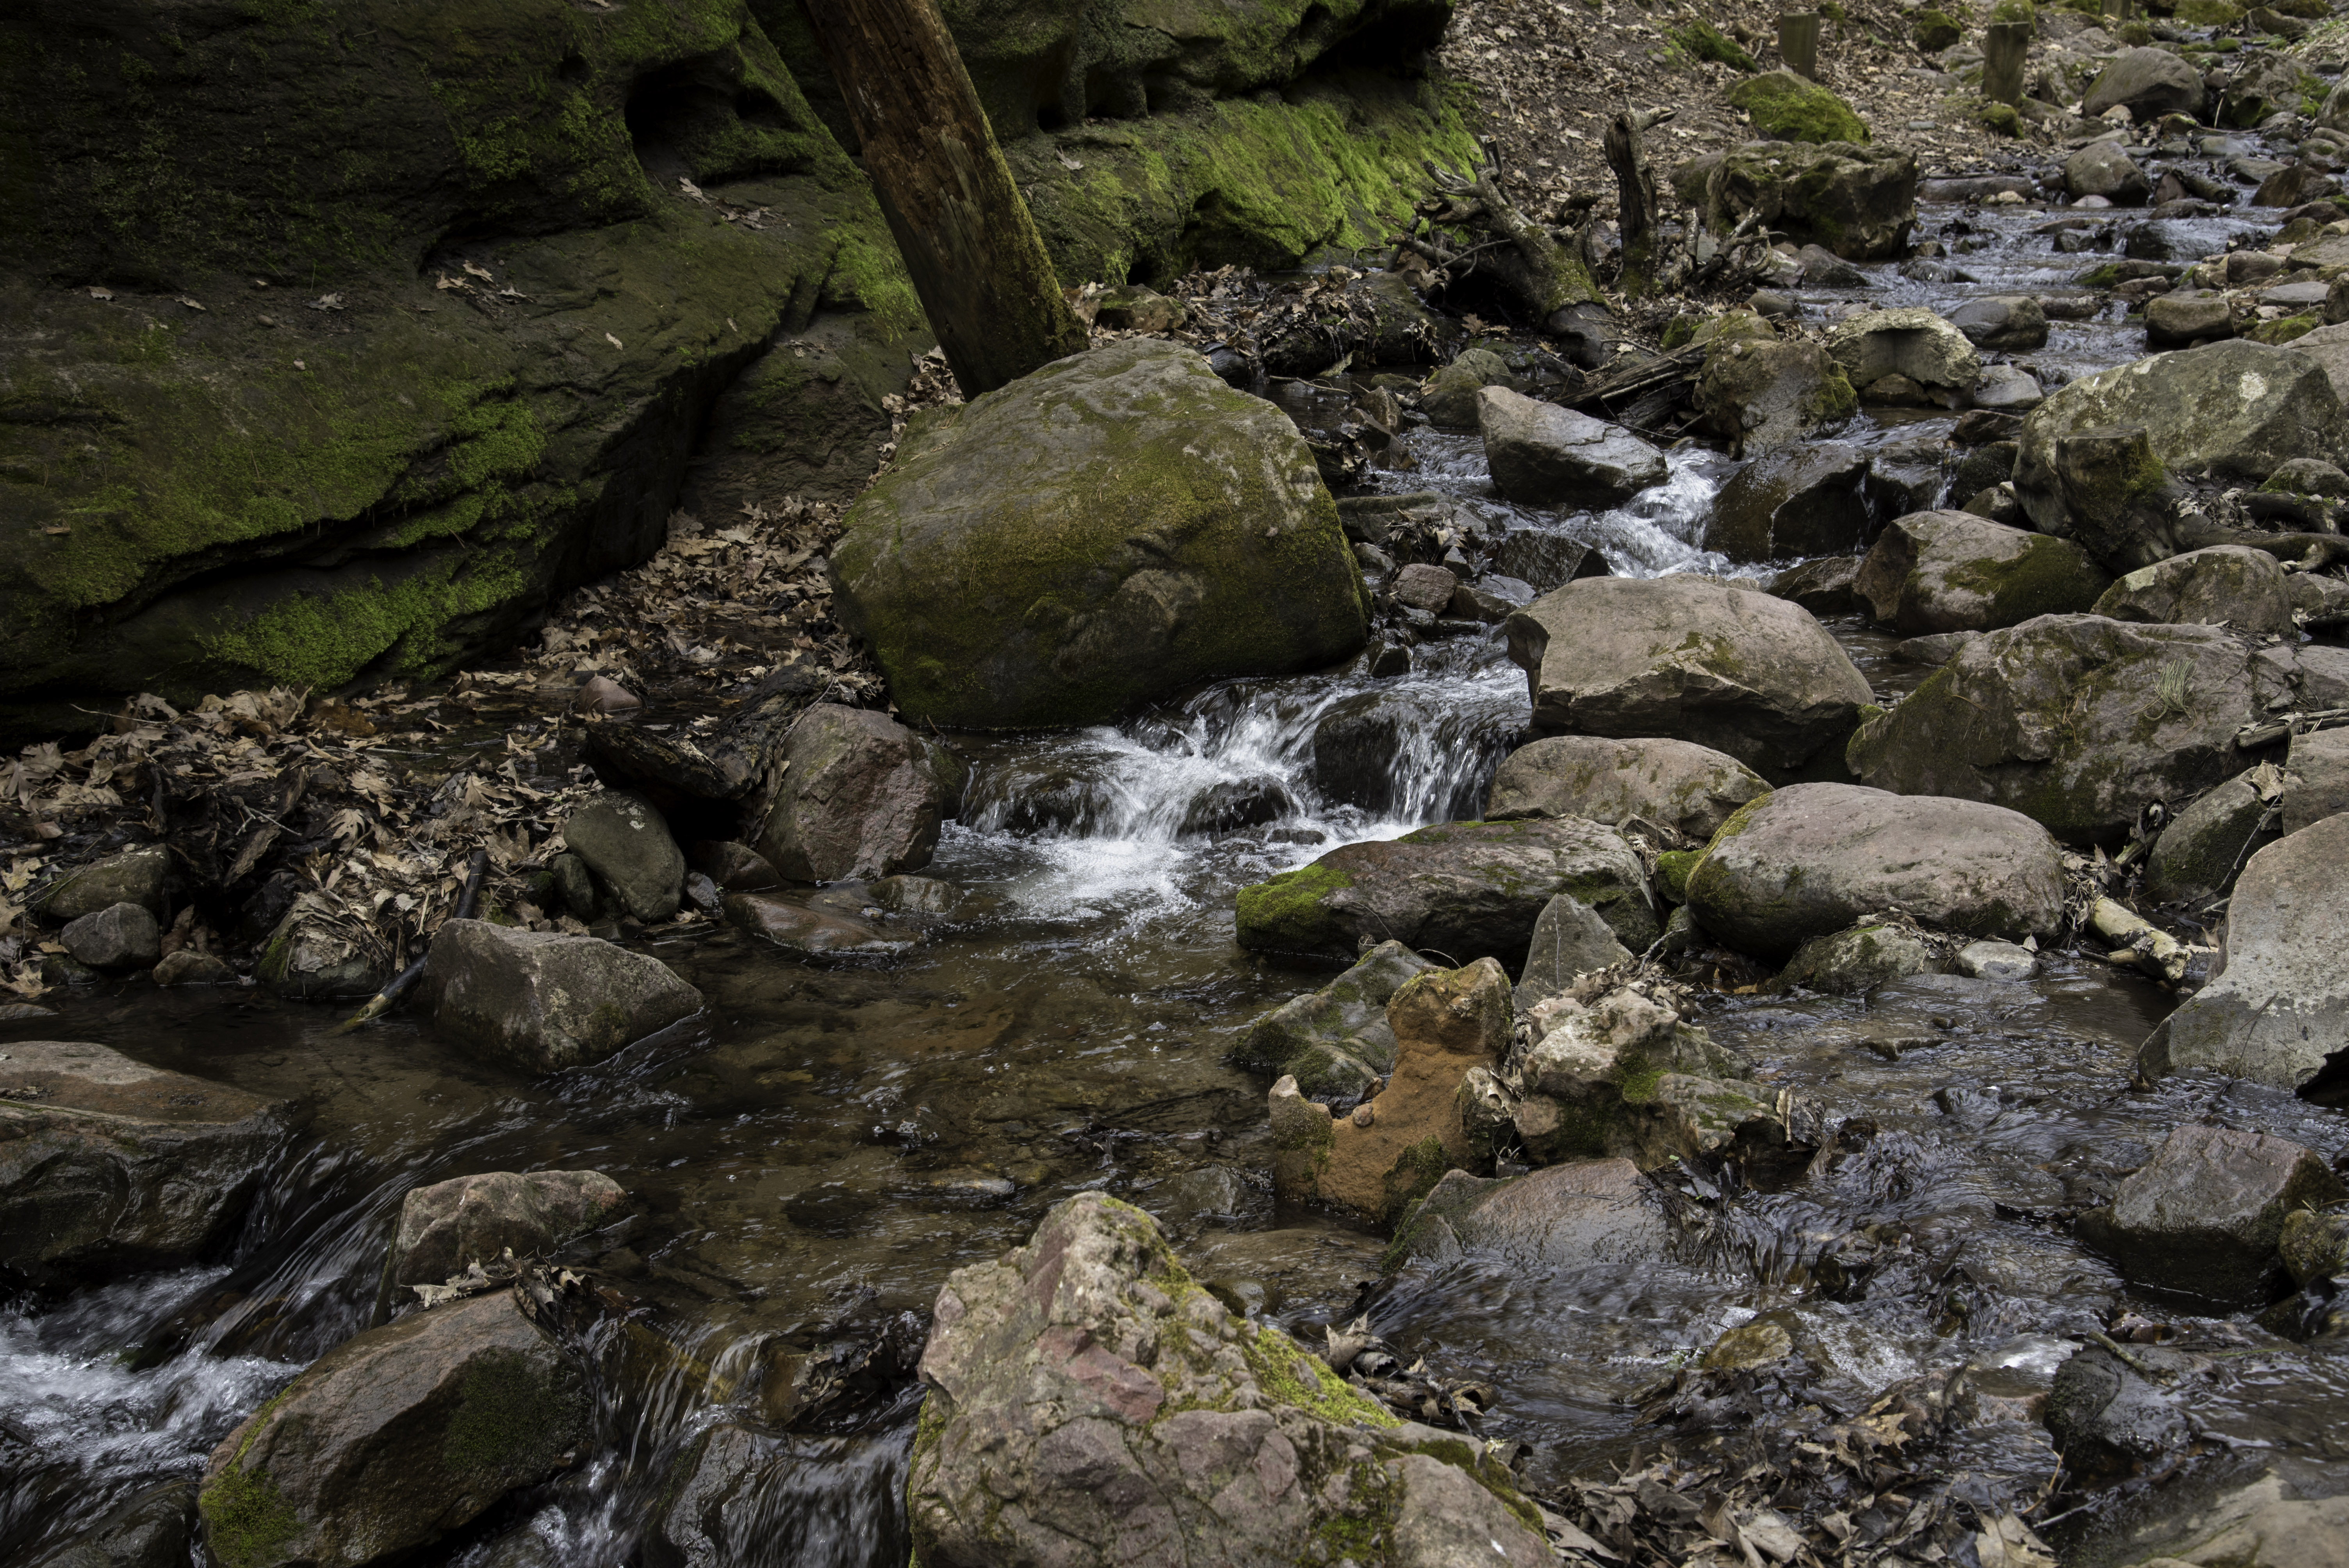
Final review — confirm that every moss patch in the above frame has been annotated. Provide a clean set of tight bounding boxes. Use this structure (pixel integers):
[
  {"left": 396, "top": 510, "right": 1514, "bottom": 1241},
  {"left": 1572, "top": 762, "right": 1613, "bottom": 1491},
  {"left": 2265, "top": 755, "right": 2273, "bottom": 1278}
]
[
  {"left": 1672, "top": 20, "right": 1759, "bottom": 71},
  {"left": 198, "top": 1464, "right": 301, "bottom": 1568},
  {"left": 444, "top": 1346, "right": 585, "bottom": 1479},
  {"left": 1728, "top": 71, "right": 1869, "bottom": 144}
]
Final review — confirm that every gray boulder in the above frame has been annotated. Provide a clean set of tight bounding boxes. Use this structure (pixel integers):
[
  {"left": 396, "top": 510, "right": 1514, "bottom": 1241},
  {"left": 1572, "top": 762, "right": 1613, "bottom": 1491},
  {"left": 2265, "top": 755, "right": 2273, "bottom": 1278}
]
[
  {"left": 2075, "top": 1124, "right": 2345, "bottom": 1305},
  {"left": 1854, "top": 510, "right": 2112, "bottom": 634},
  {"left": 1780, "top": 923, "right": 1940, "bottom": 993},
  {"left": 907, "top": 1192, "right": 1549, "bottom": 1568},
  {"left": 1691, "top": 337, "right": 1859, "bottom": 456},
  {"left": 199, "top": 1290, "right": 589, "bottom": 1568},
  {"left": 2140, "top": 814, "right": 2349, "bottom": 1091},
  {"left": 33, "top": 844, "right": 169, "bottom": 921},
  {"left": 1766, "top": 555, "right": 1862, "bottom": 616},
  {"left": 562, "top": 790, "right": 684, "bottom": 923},
  {"left": 1825, "top": 307, "right": 1983, "bottom": 404},
  {"left": 1506, "top": 985, "right": 1781, "bottom": 1169},
  {"left": 2092, "top": 545, "right": 2294, "bottom": 635},
  {"left": 2144, "top": 292, "right": 2234, "bottom": 350},
  {"left": 1686, "top": 783, "right": 2065, "bottom": 960},
  {"left": 2115, "top": 1488, "right": 2349, "bottom": 1568},
  {"left": 384, "top": 1170, "right": 626, "bottom": 1297},
  {"left": 1849, "top": 616, "right": 2349, "bottom": 844},
  {"left": 1973, "top": 364, "right": 2045, "bottom": 413},
  {"left": 1388, "top": 1160, "right": 1674, "bottom": 1270},
  {"left": 829, "top": 338, "right": 1368, "bottom": 729},
  {"left": 61, "top": 902, "right": 161, "bottom": 970},
  {"left": 1484, "top": 734, "right": 1770, "bottom": 841},
  {"left": 1234, "top": 816, "right": 1657, "bottom": 966},
  {"left": 1476, "top": 387, "right": 1667, "bottom": 508},
  {"left": 2082, "top": 47, "right": 2208, "bottom": 121},
  {"left": 1505, "top": 576, "right": 1876, "bottom": 781},
  {"left": 1955, "top": 940, "right": 2037, "bottom": 981},
  {"left": 1517, "top": 893, "right": 1634, "bottom": 1009},
  {"left": 2044, "top": 1346, "right": 2188, "bottom": 1477},
  {"left": 257, "top": 896, "right": 394, "bottom": 1000},
  {"left": 2065, "top": 140, "right": 2150, "bottom": 203},
  {"left": 723, "top": 889, "right": 916, "bottom": 960},
  {"left": 2282, "top": 727, "right": 2349, "bottom": 833},
  {"left": 1698, "top": 141, "right": 1918, "bottom": 260},
  {"left": 2144, "top": 773, "right": 2281, "bottom": 907},
  {"left": 1948, "top": 296, "right": 2049, "bottom": 352},
  {"left": 2290, "top": 321, "right": 2349, "bottom": 406},
  {"left": 0, "top": 1039, "right": 291, "bottom": 1279},
  {"left": 1419, "top": 346, "right": 1519, "bottom": 428},
  {"left": 26, "top": 1482, "right": 194, "bottom": 1568},
  {"left": 754, "top": 705, "right": 953, "bottom": 883},
  {"left": 1231, "top": 939, "right": 1435, "bottom": 1106},
  {"left": 1705, "top": 442, "right": 1872, "bottom": 563},
  {"left": 420, "top": 919, "right": 702, "bottom": 1074}
]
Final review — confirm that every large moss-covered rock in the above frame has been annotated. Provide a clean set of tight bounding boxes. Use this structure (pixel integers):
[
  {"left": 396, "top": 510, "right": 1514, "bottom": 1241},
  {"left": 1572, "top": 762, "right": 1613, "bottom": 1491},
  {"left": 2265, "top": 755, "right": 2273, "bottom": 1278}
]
[
  {"left": 1695, "top": 141, "right": 1917, "bottom": 260},
  {"left": 2144, "top": 773, "right": 2281, "bottom": 907},
  {"left": 1705, "top": 442, "right": 1872, "bottom": 562},
  {"left": 1854, "top": 510, "right": 2112, "bottom": 634},
  {"left": 829, "top": 339, "right": 1368, "bottom": 728},
  {"left": 1727, "top": 70, "right": 1869, "bottom": 144},
  {"left": 1824, "top": 308, "right": 1982, "bottom": 403},
  {"left": 1691, "top": 338, "right": 1859, "bottom": 456}
]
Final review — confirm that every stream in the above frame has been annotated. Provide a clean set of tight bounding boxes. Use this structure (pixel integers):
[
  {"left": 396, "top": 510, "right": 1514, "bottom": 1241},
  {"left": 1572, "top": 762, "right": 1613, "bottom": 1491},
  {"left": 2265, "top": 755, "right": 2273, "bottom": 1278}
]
[{"left": 8, "top": 135, "right": 2349, "bottom": 1568}]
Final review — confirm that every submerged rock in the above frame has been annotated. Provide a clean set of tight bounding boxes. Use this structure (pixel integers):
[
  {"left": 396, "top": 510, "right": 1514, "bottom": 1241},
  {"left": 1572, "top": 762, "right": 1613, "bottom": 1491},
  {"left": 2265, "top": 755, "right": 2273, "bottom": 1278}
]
[
  {"left": 0, "top": 1039, "right": 291, "bottom": 1279},
  {"left": 1505, "top": 576, "right": 1875, "bottom": 781},
  {"left": 420, "top": 920, "right": 702, "bottom": 1074},
  {"left": 2091, "top": 545, "right": 2294, "bottom": 635},
  {"left": 27, "top": 1482, "right": 194, "bottom": 1568},
  {"left": 1232, "top": 939, "right": 1435, "bottom": 1107},
  {"left": 199, "top": 1290, "right": 589, "bottom": 1568},
  {"left": 1854, "top": 510, "right": 2111, "bottom": 634},
  {"left": 561, "top": 790, "right": 685, "bottom": 924},
  {"left": 383, "top": 1171, "right": 626, "bottom": 1301},
  {"left": 1476, "top": 387, "right": 1667, "bottom": 508},
  {"left": 2044, "top": 1346, "right": 2187, "bottom": 1478},
  {"left": 828, "top": 339, "right": 1368, "bottom": 729},
  {"left": 754, "top": 705, "right": 954, "bottom": 882},
  {"left": 1484, "top": 734, "right": 1769, "bottom": 841},
  {"left": 2075, "top": 1124, "right": 2345, "bottom": 1305},
  {"left": 1780, "top": 923, "right": 1941, "bottom": 993},
  {"left": 906, "top": 1192, "right": 1548, "bottom": 1567},
  {"left": 723, "top": 889, "right": 914, "bottom": 961}
]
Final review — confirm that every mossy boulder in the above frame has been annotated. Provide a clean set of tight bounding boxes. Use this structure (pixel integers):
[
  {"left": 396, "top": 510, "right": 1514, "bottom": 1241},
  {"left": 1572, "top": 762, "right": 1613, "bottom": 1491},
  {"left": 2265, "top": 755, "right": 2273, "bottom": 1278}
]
[
  {"left": 1697, "top": 141, "right": 1916, "bottom": 260},
  {"left": 1728, "top": 71, "right": 1870, "bottom": 144},
  {"left": 830, "top": 338, "right": 1368, "bottom": 728},
  {"left": 1485, "top": 734, "right": 1770, "bottom": 842},
  {"left": 199, "top": 1291, "right": 588, "bottom": 1568},
  {"left": 1691, "top": 338, "right": 1860, "bottom": 456},
  {"left": 1914, "top": 9, "right": 1964, "bottom": 50},
  {"left": 1853, "top": 510, "right": 2113, "bottom": 634},
  {"left": 1674, "top": 20, "right": 1760, "bottom": 70},
  {"left": 1779, "top": 923, "right": 1940, "bottom": 993},
  {"left": 1232, "top": 939, "right": 1436, "bottom": 1103},
  {"left": 2143, "top": 773, "right": 2280, "bottom": 907},
  {"left": 2091, "top": 544, "right": 2293, "bottom": 635}
]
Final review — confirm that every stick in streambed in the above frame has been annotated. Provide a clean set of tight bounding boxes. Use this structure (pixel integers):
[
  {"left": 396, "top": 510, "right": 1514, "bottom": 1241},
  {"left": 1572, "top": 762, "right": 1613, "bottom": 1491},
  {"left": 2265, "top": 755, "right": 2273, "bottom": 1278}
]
[{"left": 330, "top": 849, "right": 490, "bottom": 1035}]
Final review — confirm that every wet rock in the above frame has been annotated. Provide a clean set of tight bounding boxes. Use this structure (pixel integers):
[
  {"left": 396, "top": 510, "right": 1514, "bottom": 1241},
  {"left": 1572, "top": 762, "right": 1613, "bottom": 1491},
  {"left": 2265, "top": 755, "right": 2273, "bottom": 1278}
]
[
  {"left": 2121, "top": 1487, "right": 2349, "bottom": 1568},
  {"left": 1179, "top": 777, "right": 1294, "bottom": 836},
  {"left": 2282, "top": 728, "right": 2349, "bottom": 834},
  {"left": 1490, "top": 529, "right": 1609, "bottom": 592},
  {"left": 2281, "top": 1206, "right": 2349, "bottom": 1285},
  {"left": 1781, "top": 923, "right": 1940, "bottom": 993},
  {"left": 1895, "top": 630, "right": 1980, "bottom": 666},
  {"left": 384, "top": 1170, "right": 626, "bottom": 1298},
  {"left": 1232, "top": 939, "right": 1435, "bottom": 1103},
  {"left": 2145, "top": 291, "right": 2236, "bottom": 348},
  {"left": 1308, "top": 693, "right": 1412, "bottom": 816},
  {"left": 1697, "top": 141, "right": 1918, "bottom": 261},
  {"left": 1706, "top": 442, "right": 1872, "bottom": 563},
  {"left": 1506, "top": 576, "right": 1875, "bottom": 781},
  {"left": 1447, "top": 579, "right": 1529, "bottom": 623},
  {"left": 641, "top": 1423, "right": 909, "bottom": 1568},
  {"left": 907, "top": 1192, "right": 1548, "bottom": 1566},
  {"left": 1419, "top": 346, "right": 1520, "bottom": 427},
  {"left": 1795, "top": 244, "right": 1867, "bottom": 287},
  {"left": 1516, "top": 893, "right": 1634, "bottom": 1009},
  {"left": 2044, "top": 1346, "right": 2188, "bottom": 1477},
  {"left": 562, "top": 790, "right": 684, "bottom": 923},
  {"left": 1485, "top": 734, "right": 1770, "bottom": 841},
  {"left": 28, "top": 1481, "right": 195, "bottom": 1568},
  {"left": 1691, "top": 337, "right": 1859, "bottom": 456},
  {"left": 256, "top": 896, "right": 395, "bottom": 1001},
  {"left": 1951, "top": 440, "right": 2019, "bottom": 506},
  {"left": 1955, "top": 940, "right": 2038, "bottom": 981},
  {"left": 1973, "top": 365, "right": 2046, "bottom": 413},
  {"left": 0, "top": 1039, "right": 291, "bottom": 1279},
  {"left": 2142, "top": 813, "right": 2349, "bottom": 1091},
  {"left": 829, "top": 339, "right": 1368, "bottom": 729},
  {"left": 1825, "top": 308, "right": 1983, "bottom": 405},
  {"left": 1390, "top": 562, "right": 1458, "bottom": 613},
  {"left": 2066, "top": 140, "right": 2151, "bottom": 203},
  {"left": 1687, "top": 783, "right": 2065, "bottom": 961},
  {"left": 1767, "top": 555, "right": 1862, "bottom": 616},
  {"left": 2145, "top": 773, "right": 2283, "bottom": 907},
  {"left": 1477, "top": 387, "right": 1667, "bottom": 508},
  {"left": 754, "top": 706, "right": 953, "bottom": 884},
  {"left": 152, "top": 949, "right": 235, "bottom": 986},
  {"left": 1849, "top": 616, "right": 2349, "bottom": 844},
  {"left": 1386, "top": 1160, "right": 1673, "bottom": 1270},
  {"left": 2076, "top": 1124, "right": 2345, "bottom": 1304},
  {"left": 33, "top": 844, "right": 169, "bottom": 922},
  {"left": 1854, "top": 510, "right": 2112, "bottom": 634},
  {"left": 2093, "top": 544, "right": 2294, "bottom": 635},
  {"left": 723, "top": 890, "right": 914, "bottom": 961},
  {"left": 1147, "top": 1166, "right": 1264, "bottom": 1232},
  {"left": 420, "top": 919, "right": 702, "bottom": 1074},
  {"left": 867, "top": 874, "right": 963, "bottom": 916},
  {"left": 1234, "top": 817, "right": 1657, "bottom": 966},
  {"left": 200, "top": 1290, "right": 589, "bottom": 1568},
  {"left": 1949, "top": 295, "right": 2050, "bottom": 351},
  {"left": 61, "top": 902, "right": 161, "bottom": 970},
  {"left": 2083, "top": 47, "right": 2208, "bottom": 121}
]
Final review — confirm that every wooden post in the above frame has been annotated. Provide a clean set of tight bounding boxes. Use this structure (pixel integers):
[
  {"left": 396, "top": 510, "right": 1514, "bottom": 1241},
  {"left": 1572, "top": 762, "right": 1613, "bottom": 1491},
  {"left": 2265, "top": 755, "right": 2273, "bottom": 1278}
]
[
  {"left": 1778, "top": 11, "right": 1821, "bottom": 80},
  {"left": 2108, "top": 0, "right": 2135, "bottom": 19},
  {"left": 794, "top": 0, "right": 1089, "bottom": 398},
  {"left": 1983, "top": 20, "right": 2031, "bottom": 107}
]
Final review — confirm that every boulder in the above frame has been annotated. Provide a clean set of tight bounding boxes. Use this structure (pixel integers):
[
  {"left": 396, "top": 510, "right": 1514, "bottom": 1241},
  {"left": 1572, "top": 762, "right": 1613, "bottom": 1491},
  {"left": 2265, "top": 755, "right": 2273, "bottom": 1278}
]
[
  {"left": 1948, "top": 295, "right": 2050, "bottom": 352},
  {"left": 1231, "top": 939, "right": 1436, "bottom": 1107},
  {"left": 689, "top": 839, "right": 782, "bottom": 891},
  {"left": 1854, "top": 510, "right": 2113, "bottom": 634},
  {"left": 1691, "top": 337, "right": 1859, "bottom": 456},
  {"left": 2066, "top": 140, "right": 2151, "bottom": 203},
  {"left": 2144, "top": 292, "right": 2235, "bottom": 349},
  {"left": 561, "top": 791, "right": 684, "bottom": 923},
  {"left": 1490, "top": 528, "right": 1609, "bottom": 592},
  {"left": 1705, "top": 442, "right": 1872, "bottom": 562},
  {"left": 2076, "top": 1124, "right": 2345, "bottom": 1305},
  {"left": 1780, "top": 923, "right": 1940, "bottom": 993},
  {"left": 256, "top": 896, "right": 394, "bottom": 1001},
  {"left": 1686, "top": 784, "right": 2065, "bottom": 960},
  {"left": 153, "top": 950, "right": 237, "bottom": 986},
  {"left": 1516, "top": 893, "right": 1634, "bottom": 1008},
  {"left": 419, "top": 919, "right": 702, "bottom": 1074},
  {"left": 1386, "top": 1159, "right": 1674, "bottom": 1271},
  {"left": 1725, "top": 70, "right": 1869, "bottom": 143},
  {"left": 1824, "top": 308, "right": 1983, "bottom": 404},
  {"left": 61, "top": 902, "right": 162, "bottom": 970},
  {"left": 2144, "top": 772, "right": 2282, "bottom": 907},
  {"left": 2118, "top": 1490, "right": 2349, "bottom": 1568},
  {"left": 26, "top": 1482, "right": 195, "bottom": 1568},
  {"left": 2082, "top": 47, "right": 2208, "bottom": 121},
  {"left": 724, "top": 889, "right": 916, "bottom": 961},
  {"left": 2140, "top": 814, "right": 2349, "bottom": 1090},
  {"left": 1973, "top": 365, "right": 2046, "bottom": 413},
  {"left": 753, "top": 705, "right": 952, "bottom": 883},
  {"left": 383, "top": 1171, "right": 626, "bottom": 1298},
  {"left": 828, "top": 338, "right": 1368, "bottom": 729},
  {"left": 1390, "top": 562, "right": 1458, "bottom": 613},
  {"left": 1766, "top": 556, "right": 1862, "bottom": 616},
  {"left": 32, "top": 845, "right": 169, "bottom": 921},
  {"left": 2044, "top": 1345, "right": 2189, "bottom": 1478},
  {"left": 0, "top": 1039, "right": 291, "bottom": 1279},
  {"left": 2290, "top": 321, "right": 2349, "bottom": 406},
  {"left": 1484, "top": 734, "right": 1771, "bottom": 841},
  {"left": 2281, "top": 727, "right": 2349, "bottom": 834},
  {"left": 2219, "top": 50, "right": 2315, "bottom": 126},
  {"left": 1477, "top": 387, "right": 1667, "bottom": 508},
  {"left": 1234, "top": 816, "right": 1657, "bottom": 966},
  {"left": 2282, "top": 1206, "right": 2349, "bottom": 1285},
  {"left": 906, "top": 1192, "right": 1549, "bottom": 1567},
  {"left": 1698, "top": 141, "right": 1918, "bottom": 260},
  {"left": 1955, "top": 939, "right": 2037, "bottom": 981},
  {"left": 1504, "top": 576, "right": 1876, "bottom": 780},
  {"left": 2014, "top": 342, "right": 2349, "bottom": 542},
  {"left": 1850, "top": 615, "right": 2349, "bottom": 844},
  {"left": 199, "top": 1290, "right": 589, "bottom": 1568},
  {"left": 2091, "top": 545, "right": 2294, "bottom": 634},
  {"left": 1419, "top": 346, "right": 1520, "bottom": 428}
]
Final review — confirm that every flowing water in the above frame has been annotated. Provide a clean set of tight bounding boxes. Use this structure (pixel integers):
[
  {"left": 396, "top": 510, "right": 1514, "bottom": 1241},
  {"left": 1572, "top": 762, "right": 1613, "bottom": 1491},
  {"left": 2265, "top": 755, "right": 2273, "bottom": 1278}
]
[{"left": 7, "top": 141, "right": 2346, "bottom": 1566}]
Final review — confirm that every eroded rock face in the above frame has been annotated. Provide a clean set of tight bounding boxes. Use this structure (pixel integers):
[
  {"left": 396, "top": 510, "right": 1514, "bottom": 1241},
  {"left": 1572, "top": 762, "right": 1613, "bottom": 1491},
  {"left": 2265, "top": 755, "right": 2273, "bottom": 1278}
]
[
  {"left": 384, "top": 1171, "right": 626, "bottom": 1295},
  {"left": 754, "top": 705, "right": 952, "bottom": 882},
  {"left": 1854, "top": 510, "right": 2111, "bottom": 635},
  {"left": 829, "top": 339, "right": 1368, "bottom": 729},
  {"left": 420, "top": 919, "right": 702, "bottom": 1074},
  {"left": 0, "top": 1040, "right": 292, "bottom": 1279},
  {"left": 906, "top": 1192, "right": 1548, "bottom": 1568},
  {"left": 1686, "top": 784, "right": 2065, "bottom": 961},
  {"left": 2092, "top": 545, "right": 2293, "bottom": 636},
  {"left": 1505, "top": 576, "right": 1875, "bottom": 781},
  {"left": 2075, "top": 1124, "right": 2345, "bottom": 1306},
  {"left": 1476, "top": 387, "right": 1667, "bottom": 508},
  {"left": 1691, "top": 338, "right": 1859, "bottom": 456},
  {"left": 198, "top": 1291, "right": 589, "bottom": 1568},
  {"left": 1705, "top": 442, "right": 1873, "bottom": 563},
  {"left": 1484, "top": 734, "right": 1770, "bottom": 842},
  {"left": 1232, "top": 940, "right": 1435, "bottom": 1109}
]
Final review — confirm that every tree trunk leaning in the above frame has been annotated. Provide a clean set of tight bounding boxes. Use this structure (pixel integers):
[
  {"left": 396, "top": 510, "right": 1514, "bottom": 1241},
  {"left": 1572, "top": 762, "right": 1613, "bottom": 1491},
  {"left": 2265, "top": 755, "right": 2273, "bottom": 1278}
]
[{"left": 795, "top": 0, "right": 1088, "bottom": 397}]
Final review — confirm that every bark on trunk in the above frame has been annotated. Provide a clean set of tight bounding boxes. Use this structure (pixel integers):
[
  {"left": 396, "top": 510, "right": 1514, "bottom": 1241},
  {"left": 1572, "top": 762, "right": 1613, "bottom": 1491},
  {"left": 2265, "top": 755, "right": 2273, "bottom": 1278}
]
[
  {"left": 796, "top": 0, "right": 1088, "bottom": 397},
  {"left": 1603, "top": 105, "right": 1672, "bottom": 297}
]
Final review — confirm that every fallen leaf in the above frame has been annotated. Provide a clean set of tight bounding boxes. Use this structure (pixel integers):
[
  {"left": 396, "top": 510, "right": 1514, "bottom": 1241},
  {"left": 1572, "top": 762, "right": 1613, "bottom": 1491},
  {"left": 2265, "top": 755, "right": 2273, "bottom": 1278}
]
[
  {"left": 604, "top": 332, "right": 624, "bottom": 349},
  {"left": 176, "top": 296, "right": 205, "bottom": 311},
  {"left": 86, "top": 285, "right": 114, "bottom": 301},
  {"left": 435, "top": 273, "right": 463, "bottom": 290},
  {"left": 462, "top": 260, "right": 493, "bottom": 280}
]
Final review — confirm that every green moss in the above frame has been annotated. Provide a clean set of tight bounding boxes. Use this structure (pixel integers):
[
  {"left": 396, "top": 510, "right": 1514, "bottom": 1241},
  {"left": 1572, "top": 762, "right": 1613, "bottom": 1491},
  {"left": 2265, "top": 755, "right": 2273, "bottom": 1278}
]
[
  {"left": 444, "top": 1347, "right": 574, "bottom": 1475},
  {"left": 1941, "top": 536, "right": 2109, "bottom": 625},
  {"left": 1989, "top": 0, "right": 2037, "bottom": 22},
  {"left": 1655, "top": 849, "right": 1701, "bottom": 904},
  {"left": 2174, "top": 0, "right": 2243, "bottom": 21},
  {"left": 1914, "top": 9, "right": 1964, "bottom": 48},
  {"left": 1728, "top": 71, "right": 1870, "bottom": 144},
  {"left": 199, "top": 1464, "right": 301, "bottom": 1568},
  {"left": 1671, "top": 20, "right": 1759, "bottom": 71},
  {"left": 198, "top": 547, "right": 532, "bottom": 693},
  {"left": 1237, "top": 862, "right": 1356, "bottom": 953},
  {"left": 1242, "top": 1325, "right": 1401, "bottom": 1428},
  {"left": 1976, "top": 100, "right": 2023, "bottom": 136},
  {"left": 2249, "top": 313, "right": 2318, "bottom": 344}
]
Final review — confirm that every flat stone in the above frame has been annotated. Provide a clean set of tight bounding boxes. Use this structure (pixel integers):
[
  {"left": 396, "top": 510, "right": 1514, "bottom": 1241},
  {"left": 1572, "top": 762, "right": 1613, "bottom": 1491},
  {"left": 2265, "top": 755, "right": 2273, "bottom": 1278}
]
[
  {"left": 1387, "top": 1160, "right": 1675, "bottom": 1270},
  {"left": 723, "top": 889, "right": 914, "bottom": 961},
  {"left": 384, "top": 1170, "right": 626, "bottom": 1296},
  {"left": 1477, "top": 386, "right": 1668, "bottom": 508},
  {"left": 1955, "top": 939, "right": 2037, "bottom": 981},
  {"left": 1483, "top": 734, "right": 1770, "bottom": 841},
  {"left": 420, "top": 919, "right": 703, "bottom": 1074}
]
